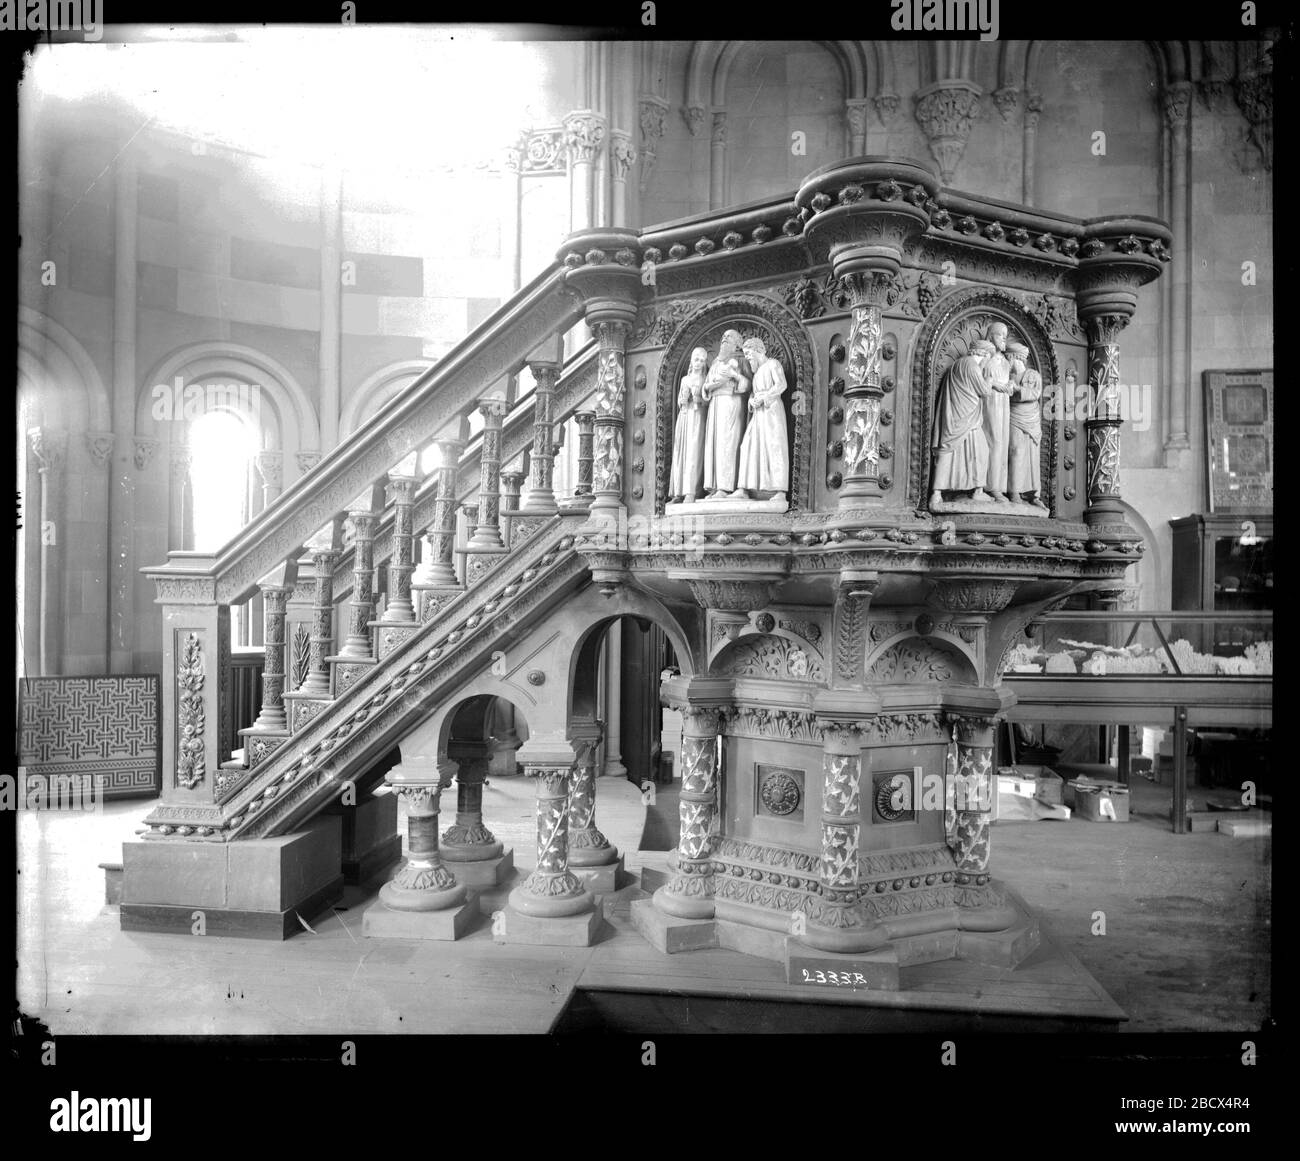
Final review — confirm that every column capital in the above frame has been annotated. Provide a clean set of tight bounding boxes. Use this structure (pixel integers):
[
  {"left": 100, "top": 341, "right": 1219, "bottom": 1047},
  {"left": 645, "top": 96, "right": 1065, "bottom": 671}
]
[
  {"left": 27, "top": 427, "right": 66, "bottom": 473},
  {"left": 527, "top": 361, "right": 562, "bottom": 391},
  {"left": 477, "top": 396, "right": 508, "bottom": 421},
  {"left": 133, "top": 437, "right": 159, "bottom": 471},
  {"left": 1161, "top": 80, "right": 1193, "bottom": 131},
  {"left": 254, "top": 450, "right": 284, "bottom": 489},
  {"left": 563, "top": 109, "right": 607, "bottom": 166},
  {"left": 84, "top": 431, "right": 115, "bottom": 467},
  {"left": 609, "top": 130, "right": 637, "bottom": 181}
]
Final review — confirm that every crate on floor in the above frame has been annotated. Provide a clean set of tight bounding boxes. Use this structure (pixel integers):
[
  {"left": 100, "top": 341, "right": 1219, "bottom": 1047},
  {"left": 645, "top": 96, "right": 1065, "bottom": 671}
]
[{"left": 1072, "top": 781, "right": 1130, "bottom": 822}]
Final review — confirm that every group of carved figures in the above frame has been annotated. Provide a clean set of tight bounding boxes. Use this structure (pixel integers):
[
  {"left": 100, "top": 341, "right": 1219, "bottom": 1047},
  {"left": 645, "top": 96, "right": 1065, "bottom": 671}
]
[
  {"left": 668, "top": 329, "right": 790, "bottom": 503},
  {"left": 930, "top": 321, "right": 1046, "bottom": 509}
]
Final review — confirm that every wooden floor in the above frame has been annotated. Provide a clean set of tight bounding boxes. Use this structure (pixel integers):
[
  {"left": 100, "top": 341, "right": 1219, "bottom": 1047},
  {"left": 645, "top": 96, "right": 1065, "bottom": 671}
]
[{"left": 17, "top": 772, "right": 1269, "bottom": 1035}]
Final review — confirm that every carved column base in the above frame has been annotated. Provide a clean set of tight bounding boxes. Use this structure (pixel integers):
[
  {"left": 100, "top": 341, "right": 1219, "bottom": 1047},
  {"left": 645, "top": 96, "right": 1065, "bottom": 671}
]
[
  {"left": 440, "top": 824, "right": 504, "bottom": 864},
  {"left": 379, "top": 865, "right": 467, "bottom": 913},
  {"left": 801, "top": 890, "right": 890, "bottom": 954},
  {"left": 509, "top": 869, "right": 592, "bottom": 917},
  {"left": 653, "top": 856, "right": 715, "bottom": 920},
  {"left": 569, "top": 829, "right": 618, "bottom": 866}
]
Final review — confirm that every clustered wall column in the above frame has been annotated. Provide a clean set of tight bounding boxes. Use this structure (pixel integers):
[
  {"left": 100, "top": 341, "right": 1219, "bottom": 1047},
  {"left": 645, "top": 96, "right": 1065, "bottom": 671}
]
[
  {"left": 470, "top": 400, "right": 506, "bottom": 548},
  {"left": 300, "top": 542, "right": 340, "bottom": 695},
  {"left": 568, "top": 736, "right": 617, "bottom": 868},
  {"left": 441, "top": 743, "right": 503, "bottom": 864},
  {"left": 251, "top": 583, "right": 292, "bottom": 729},
  {"left": 590, "top": 320, "right": 630, "bottom": 514},
  {"left": 655, "top": 706, "right": 719, "bottom": 920},
  {"left": 27, "top": 427, "right": 65, "bottom": 675},
  {"left": 1082, "top": 312, "right": 1128, "bottom": 527},
  {"left": 510, "top": 763, "right": 592, "bottom": 917},
  {"left": 339, "top": 503, "right": 377, "bottom": 658},
  {"left": 523, "top": 362, "right": 561, "bottom": 513},
  {"left": 386, "top": 472, "right": 417, "bottom": 620},
  {"left": 572, "top": 410, "right": 596, "bottom": 508},
  {"left": 804, "top": 718, "right": 881, "bottom": 952},
  {"left": 945, "top": 714, "right": 997, "bottom": 888},
  {"left": 838, "top": 270, "right": 895, "bottom": 509}
]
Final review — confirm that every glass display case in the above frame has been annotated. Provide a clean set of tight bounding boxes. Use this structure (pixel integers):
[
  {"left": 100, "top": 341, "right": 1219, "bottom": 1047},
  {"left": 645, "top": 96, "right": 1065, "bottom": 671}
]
[
  {"left": 1006, "top": 611, "right": 1273, "bottom": 677},
  {"left": 1171, "top": 513, "right": 1273, "bottom": 612}
]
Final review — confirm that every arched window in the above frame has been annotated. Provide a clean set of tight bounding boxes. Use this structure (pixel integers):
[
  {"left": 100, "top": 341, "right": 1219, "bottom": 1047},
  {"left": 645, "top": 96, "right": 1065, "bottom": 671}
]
[{"left": 189, "top": 408, "right": 261, "bottom": 552}]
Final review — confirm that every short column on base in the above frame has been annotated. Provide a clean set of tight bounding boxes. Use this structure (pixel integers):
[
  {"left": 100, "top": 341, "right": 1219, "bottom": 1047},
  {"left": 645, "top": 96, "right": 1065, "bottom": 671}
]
[
  {"left": 378, "top": 765, "right": 466, "bottom": 913},
  {"left": 441, "top": 742, "right": 503, "bottom": 864},
  {"left": 654, "top": 705, "right": 719, "bottom": 920},
  {"left": 509, "top": 759, "right": 593, "bottom": 918},
  {"left": 567, "top": 728, "right": 618, "bottom": 869}
]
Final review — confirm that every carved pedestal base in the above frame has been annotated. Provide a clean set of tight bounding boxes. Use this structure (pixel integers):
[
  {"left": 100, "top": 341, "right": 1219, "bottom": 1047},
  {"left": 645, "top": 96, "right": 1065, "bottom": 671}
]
[
  {"left": 363, "top": 894, "right": 478, "bottom": 940},
  {"left": 666, "top": 494, "right": 789, "bottom": 516},
  {"left": 652, "top": 854, "right": 715, "bottom": 920},
  {"left": 571, "top": 853, "right": 624, "bottom": 894},
  {"left": 447, "top": 848, "right": 514, "bottom": 887},
  {"left": 379, "top": 863, "right": 467, "bottom": 913},
  {"left": 507, "top": 870, "right": 593, "bottom": 918},
  {"left": 630, "top": 897, "right": 719, "bottom": 954},
  {"left": 497, "top": 903, "right": 602, "bottom": 946},
  {"left": 441, "top": 830, "right": 505, "bottom": 864}
]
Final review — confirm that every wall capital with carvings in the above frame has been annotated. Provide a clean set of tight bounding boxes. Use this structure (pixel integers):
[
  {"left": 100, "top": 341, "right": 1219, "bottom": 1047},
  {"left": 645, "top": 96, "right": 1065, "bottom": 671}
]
[
  {"left": 913, "top": 80, "right": 983, "bottom": 183},
  {"left": 84, "top": 431, "right": 115, "bottom": 467},
  {"left": 27, "top": 427, "right": 66, "bottom": 473},
  {"left": 564, "top": 110, "right": 607, "bottom": 167}
]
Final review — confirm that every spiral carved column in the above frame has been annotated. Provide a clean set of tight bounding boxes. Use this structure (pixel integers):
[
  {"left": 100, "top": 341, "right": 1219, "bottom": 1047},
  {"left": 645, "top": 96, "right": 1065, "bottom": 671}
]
[
  {"left": 568, "top": 736, "right": 617, "bottom": 867},
  {"left": 509, "top": 764, "right": 593, "bottom": 917}
]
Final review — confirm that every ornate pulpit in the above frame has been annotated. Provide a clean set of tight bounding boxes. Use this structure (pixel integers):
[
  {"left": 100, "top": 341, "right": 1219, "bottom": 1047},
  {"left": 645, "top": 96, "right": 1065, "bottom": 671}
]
[{"left": 562, "top": 157, "right": 1170, "bottom": 981}]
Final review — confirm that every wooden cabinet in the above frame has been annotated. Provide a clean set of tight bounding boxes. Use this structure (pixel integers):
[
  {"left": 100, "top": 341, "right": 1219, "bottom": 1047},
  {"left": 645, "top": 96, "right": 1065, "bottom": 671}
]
[{"left": 1170, "top": 513, "right": 1273, "bottom": 612}]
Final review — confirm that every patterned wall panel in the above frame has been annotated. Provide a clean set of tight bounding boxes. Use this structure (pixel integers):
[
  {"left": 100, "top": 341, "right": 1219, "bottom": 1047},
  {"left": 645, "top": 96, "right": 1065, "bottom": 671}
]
[{"left": 18, "top": 676, "right": 162, "bottom": 800}]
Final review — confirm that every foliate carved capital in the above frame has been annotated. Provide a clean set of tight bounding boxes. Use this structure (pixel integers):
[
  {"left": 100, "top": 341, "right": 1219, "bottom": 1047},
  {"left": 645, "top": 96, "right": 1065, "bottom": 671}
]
[
  {"left": 595, "top": 319, "right": 632, "bottom": 350},
  {"left": 169, "top": 443, "right": 193, "bottom": 480},
  {"left": 390, "top": 782, "right": 442, "bottom": 813},
  {"left": 678, "top": 705, "right": 722, "bottom": 737},
  {"left": 133, "top": 437, "right": 159, "bottom": 471},
  {"left": 610, "top": 131, "right": 637, "bottom": 181},
  {"left": 913, "top": 81, "right": 983, "bottom": 183},
  {"left": 564, "top": 111, "right": 606, "bottom": 166},
  {"left": 523, "top": 765, "right": 574, "bottom": 796},
  {"left": 683, "top": 575, "right": 778, "bottom": 612},
  {"left": 945, "top": 712, "right": 999, "bottom": 746},
  {"left": 841, "top": 270, "right": 897, "bottom": 309},
  {"left": 992, "top": 86, "right": 1021, "bottom": 122},
  {"left": 28, "top": 428, "right": 66, "bottom": 473},
  {"left": 1083, "top": 312, "right": 1129, "bottom": 348},
  {"left": 296, "top": 451, "right": 322, "bottom": 474},
  {"left": 253, "top": 450, "right": 283, "bottom": 489},
  {"left": 684, "top": 104, "right": 706, "bottom": 136},
  {"left": 1162, "top": 81, "right": 1193, "bottom": 131},
  {"left": 84, "top": 431, "right": 115, "bottom": 466},
  {"left": 930, "top": 578, "right": 1019, "bottom": 614},
  {"left": 639, "top": 97, "right": 668, "bottom": 145},
  {"left": 528, "top": 361, "right": 562, "bottom": 394},
  {"left": 872, "top": 92, "right": 900, "bottom": 124},
  {"left": 817, "top": 717, "right": 868, "bottom": 752}
]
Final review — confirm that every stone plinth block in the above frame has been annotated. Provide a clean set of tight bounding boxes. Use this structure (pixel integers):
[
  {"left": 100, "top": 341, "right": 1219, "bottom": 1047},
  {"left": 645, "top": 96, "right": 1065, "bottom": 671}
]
[
  {"left": 785, "top": 940, "right": 901, "bottom": 991},
  {"left": 449, "top": 849, "right": 514, "bottom": 887},
  {"left": 120, "top": 816, "right": 344, "bottom": 940},
  {"left": 638, "top": 864, "right": 670, "bottom": 894},
  {"left": 99, "top": 862, "right": 123, "bottom": 906},
  {"left": 890, "top": 928, "right": 961, "bottom": 967},
  {"left": 957, "top": 915, "right": 1041, "bottom": 969},
  {"left": 572, "top": 854, "right": 625, "bottom": 895},
  {"left": 326, "top": 790, "right": 401, "bottom": 884},
  {"left": 630, "top": 897, "right": 718, "bottom": 954},
  {"left": 496, "top": 904, "right": 603, "bottom": 947},
  {"left": 362, "top": 895, "right": 479, "bottom": 941}
]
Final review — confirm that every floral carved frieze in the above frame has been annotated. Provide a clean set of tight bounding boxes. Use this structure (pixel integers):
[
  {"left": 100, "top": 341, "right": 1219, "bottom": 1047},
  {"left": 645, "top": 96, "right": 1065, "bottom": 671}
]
[
  {"left": 175, "top": 632, "right": 206, "bottom": 790},
  {"left": 867, "top": 637, "right": 973, "bottom": 684},
  {"left": 929, "top": 578, "right": 1020, "bottom": 613}
]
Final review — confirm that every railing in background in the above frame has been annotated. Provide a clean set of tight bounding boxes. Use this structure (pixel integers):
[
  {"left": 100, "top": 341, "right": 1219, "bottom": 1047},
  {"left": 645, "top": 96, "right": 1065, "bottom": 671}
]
[{"left": 228, "top": 650, "right": 265, "bottom": 761}]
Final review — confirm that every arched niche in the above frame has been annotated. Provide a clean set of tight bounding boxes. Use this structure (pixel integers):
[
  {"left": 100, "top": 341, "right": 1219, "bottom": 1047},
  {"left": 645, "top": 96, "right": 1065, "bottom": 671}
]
[
  {"left": 865, "top": 635, "right": 978, "bottom": 685},
  {"left": 710, "top": 633, "right": 826, "bottom": 685},
  {"left": 18, "top": 306, "right": 111, "bottom": 433},
  {"left": 907, "top": 286, "right": 1061, "bottom": 512},
  {"left": 655, "top": 292, "right": 815, "bottom": 514},
  {"left": 136, "top": 342, "right": 320, "bottom": 488},
  {"left": 340, "top": 359, "right": 434, "bottom": 439}
]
